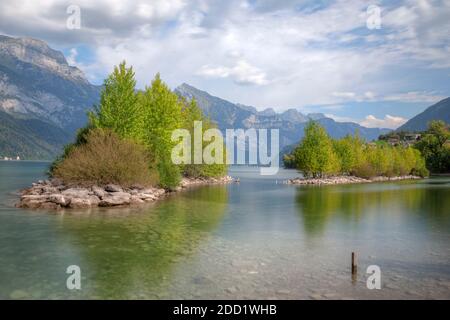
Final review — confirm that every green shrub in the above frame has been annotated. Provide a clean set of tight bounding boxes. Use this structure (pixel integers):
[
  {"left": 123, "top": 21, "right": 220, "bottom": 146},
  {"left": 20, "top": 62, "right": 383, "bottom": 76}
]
[
  {"left": 352, "top": 163, "right": 377, "bottom": 179},
  {"left": 157, "top": 155, "right": 181, "bottom": 190},
  {"left": 53, "top": 129, "right": 158, "bottom": 187},
  {"left": 293, "top": 121, "right": 340, "bottom": 178}
]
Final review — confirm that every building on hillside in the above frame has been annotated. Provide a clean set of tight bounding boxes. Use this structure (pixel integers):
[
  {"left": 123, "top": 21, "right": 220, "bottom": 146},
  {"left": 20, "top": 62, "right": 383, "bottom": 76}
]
[{"left": 387, "top": 137, "right": 400, "bottom": 146}]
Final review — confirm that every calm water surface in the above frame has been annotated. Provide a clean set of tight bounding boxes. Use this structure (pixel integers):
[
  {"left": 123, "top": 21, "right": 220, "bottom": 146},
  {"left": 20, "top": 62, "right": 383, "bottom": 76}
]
[{"left": 0, "top": 161, "right": 449, "bottom": 299}]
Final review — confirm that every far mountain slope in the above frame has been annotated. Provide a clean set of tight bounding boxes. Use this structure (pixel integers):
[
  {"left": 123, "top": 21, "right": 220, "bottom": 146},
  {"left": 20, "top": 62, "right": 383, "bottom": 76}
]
[
  {"left": 0, "top": 35, "right": 101, "bottom": 159},
  {"left": 397, "top": 97, "right": 450, "bottom": 132},
  {"left": 0, "top": 110, "right": 71, "bottom": 160}
]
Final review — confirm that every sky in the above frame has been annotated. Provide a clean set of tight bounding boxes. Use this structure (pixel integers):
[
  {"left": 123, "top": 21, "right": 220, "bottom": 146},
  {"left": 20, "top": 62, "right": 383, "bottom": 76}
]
[{"left": 0, "top": 0, "right": 449, "bottom": 129}]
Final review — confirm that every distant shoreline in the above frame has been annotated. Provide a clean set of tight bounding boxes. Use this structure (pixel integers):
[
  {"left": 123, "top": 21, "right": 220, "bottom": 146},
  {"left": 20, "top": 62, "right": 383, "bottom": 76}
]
[
  {"left": 0, "top": 159, "right": 51, "bottom": 163},
  {"left": 285, "top": 175, "right": 423, "bottom": 186}
]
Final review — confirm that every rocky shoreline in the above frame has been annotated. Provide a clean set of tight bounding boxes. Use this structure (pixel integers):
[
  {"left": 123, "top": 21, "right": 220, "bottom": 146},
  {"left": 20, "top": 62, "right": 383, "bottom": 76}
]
[
  {"left": 285, "top": 175, "right": 422, "bottom": 186},
  {"left": 17, "top": 176, "right": 234, "bottom": 210}
]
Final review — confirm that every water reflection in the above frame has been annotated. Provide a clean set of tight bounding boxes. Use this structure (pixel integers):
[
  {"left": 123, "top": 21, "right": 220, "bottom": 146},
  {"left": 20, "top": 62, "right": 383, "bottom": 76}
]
[
  {"left": 295, "top": 180, "right": 450, "bottom": 236},
  {"left": 58, "top": 186, "right": 228, "bottom": 299}
]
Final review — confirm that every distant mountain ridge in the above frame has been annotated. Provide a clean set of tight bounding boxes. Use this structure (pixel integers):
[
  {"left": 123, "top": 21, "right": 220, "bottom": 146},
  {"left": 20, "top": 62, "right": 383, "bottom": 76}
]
[
  {"left": 175, "top": 83, "right": 390, "bottom": 149},
  {"left": 397, "top": 97, "right": 450, "bottom": 132},
  {"left": 0, "top": 35, "right": 411, "bottom": 160},
  {"left": 0, "top": 35, "right": 100, "bottom": 159}
]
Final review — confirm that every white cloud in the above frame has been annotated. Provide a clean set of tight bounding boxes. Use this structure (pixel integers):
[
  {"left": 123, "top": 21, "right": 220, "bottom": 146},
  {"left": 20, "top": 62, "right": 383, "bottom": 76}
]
[
  {"left": 330, "top": 90, "right": 444, "bottom": 103},
  {"left": 360, "top": 114, "right": 408, "bottom": 129},
  {"left": 66, "top": 48, "right": 78, "bottom": 65},
  {"left": 332, "top": 92, "right": 356, "bottom": 99},
  {"left": 383, "top": 91, "right": 446, "bottom": 103},
  {"left": 0, "top": 0, "right": 448, "bottom": 111},
  {"left": 198, "top": 60, "right": 269, "bottom": 85}
]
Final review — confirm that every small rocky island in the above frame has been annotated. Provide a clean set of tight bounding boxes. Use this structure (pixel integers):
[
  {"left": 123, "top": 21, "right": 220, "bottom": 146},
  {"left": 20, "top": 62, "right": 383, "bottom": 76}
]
[
  {"left": 17, "top": 176, "right": 234, "bottom": 210},
  {"left": 285, "top": 175, "right": 422, "bottom": 185}
]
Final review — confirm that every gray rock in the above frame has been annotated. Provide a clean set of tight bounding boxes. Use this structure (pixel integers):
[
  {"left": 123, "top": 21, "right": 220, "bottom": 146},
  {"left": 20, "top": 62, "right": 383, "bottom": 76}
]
[
  {"left": 69, "top": 198, "right": 92, "bottom": 209},
  {"left": 62, "top": 188, "right": 90, "bottom": 198},
  {"left": 91, "top": 186, "right": 106, "bottom": 198},
  {"left": 142, "top": 188, "right": 165, "bottom": 196},
  {"left": 105, "top": 184, "right": 123, "bottom": 192},
  {"left": 130, "top": 196, "right": 145, "bottom": 204},
  {"left": 49, "top": 194, "right": 67, "bottom": 206},
  {"left": 109, "top": 191, "right": 131, "bottom": 198},
  {"left": 20, "top": 195, "right": 49, "bottom": 208},
  {"left": 137, "top": 193, "right": 157, "bottom": 201},
  {"left": 39, "top": 202, "right": 61, "bottom": 210},
  {"left": 99, "top": 195, "right": 131, "bottom": 207},
  {"left": 41, "top": 186, "right": 59, "bottom": 194},
  {"left": 88, "top": 195, "right": 100, "bottom": 206}
]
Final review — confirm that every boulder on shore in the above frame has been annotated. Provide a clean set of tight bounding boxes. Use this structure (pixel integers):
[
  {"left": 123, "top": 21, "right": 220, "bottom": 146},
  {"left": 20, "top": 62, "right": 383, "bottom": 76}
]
[{"left": 16, "top": 176, "right": 234, "bottom": 210}]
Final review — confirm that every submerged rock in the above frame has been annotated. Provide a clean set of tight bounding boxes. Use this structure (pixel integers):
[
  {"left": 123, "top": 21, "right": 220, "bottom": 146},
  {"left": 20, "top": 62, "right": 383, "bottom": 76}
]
[{"left": 10, "top": 289, "right": 29, "bottom": 300}]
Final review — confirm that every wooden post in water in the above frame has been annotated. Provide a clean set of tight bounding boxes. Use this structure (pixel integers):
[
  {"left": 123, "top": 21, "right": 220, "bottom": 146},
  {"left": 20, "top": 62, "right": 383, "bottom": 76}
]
[{"left": 351, "top": 252, "right": 357, "bottom": 275}]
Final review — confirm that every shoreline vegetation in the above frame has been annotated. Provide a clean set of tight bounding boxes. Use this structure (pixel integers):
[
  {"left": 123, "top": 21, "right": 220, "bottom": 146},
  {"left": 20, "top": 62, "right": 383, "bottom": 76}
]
[
  {"left": 283, "top": 120, "right": 450, "bottom": 185},
  {"left": 283, "top": 121, "right": 430, "bottom": 180}
]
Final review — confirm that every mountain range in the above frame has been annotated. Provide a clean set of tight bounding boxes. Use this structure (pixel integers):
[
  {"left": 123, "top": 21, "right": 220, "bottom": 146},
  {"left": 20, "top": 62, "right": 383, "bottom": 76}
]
[
  {"left": 174, "top": 83, "right": 391, "bottom": 150},
  {"left": 0, "top": 35, "right": 448, "bottom": 160}
]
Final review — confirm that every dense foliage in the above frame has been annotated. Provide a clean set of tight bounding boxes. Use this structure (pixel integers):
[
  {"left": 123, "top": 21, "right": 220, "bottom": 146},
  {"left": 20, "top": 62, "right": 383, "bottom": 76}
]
[
  {"left": 414, "top": 120, "right": 450, "bottom": 173},
  {"left": 53, "top": 129, "right": 157, "bottom": 187},
  {"left": 53, "top": 61, "right": 227, "bottom": 189},
  {"left": 284, "top": 121, "right": 429, "bottom": 178}
]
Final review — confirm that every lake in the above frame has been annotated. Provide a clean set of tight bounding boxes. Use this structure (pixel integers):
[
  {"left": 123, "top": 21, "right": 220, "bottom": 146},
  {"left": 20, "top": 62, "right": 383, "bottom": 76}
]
[{"left": 0, "top": 161, "right": 449, "bottom": 299}]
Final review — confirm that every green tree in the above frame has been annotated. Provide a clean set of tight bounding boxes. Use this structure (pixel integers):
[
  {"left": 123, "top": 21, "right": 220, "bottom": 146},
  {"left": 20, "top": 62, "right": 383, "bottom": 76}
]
[
  {"left": 293, "top": 121, "right": 339, "bottom": 178},
  {"left": 180, "top": 98, "right": 228, "bottom": 178},
  {"left": 415, "top": 120, "right": 450, "bottom": 173},
  {"left": 89, "top": 61, "right": 141, "bottom": 139},
  {"left": 333, "top": 134, "right": 364, "bottom": 174},
  {"left": 140, "top": 74, "right": 184, "bottom": 189}
]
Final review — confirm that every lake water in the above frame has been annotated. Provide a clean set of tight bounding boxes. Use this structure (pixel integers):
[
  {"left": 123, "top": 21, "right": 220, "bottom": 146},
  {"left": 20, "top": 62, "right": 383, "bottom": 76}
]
[{"left": 0, "top": 161, "right": 449, "bottom": 299}]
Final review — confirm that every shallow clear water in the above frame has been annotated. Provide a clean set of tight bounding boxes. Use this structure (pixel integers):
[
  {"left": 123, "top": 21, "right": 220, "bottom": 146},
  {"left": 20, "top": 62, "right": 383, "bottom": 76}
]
[{"left": 0, "top": 161, "right": 449, "bottom": 299}]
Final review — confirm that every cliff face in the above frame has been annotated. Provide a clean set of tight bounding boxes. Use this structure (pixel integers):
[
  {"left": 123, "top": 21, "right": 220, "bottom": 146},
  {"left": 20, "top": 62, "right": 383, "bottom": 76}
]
[{"left": 0, "top": 35, "right": 101, "bottom": 159}]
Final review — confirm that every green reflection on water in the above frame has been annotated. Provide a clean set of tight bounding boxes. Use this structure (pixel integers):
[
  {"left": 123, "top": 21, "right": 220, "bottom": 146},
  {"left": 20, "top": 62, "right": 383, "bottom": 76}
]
[
  {"left": 56, "top": 186, "right": 228, "bottom": 299},
  {"left": 295, "top": 180, "right": 450, "bottom": 236}
]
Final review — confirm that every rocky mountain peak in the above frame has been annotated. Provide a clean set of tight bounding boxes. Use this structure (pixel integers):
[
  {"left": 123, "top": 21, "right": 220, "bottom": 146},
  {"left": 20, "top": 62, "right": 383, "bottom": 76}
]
[
  {"left": 280, "top": 108, "right": 308, "bottom": 122},
  {"left": 0, "top": 35, "right": 86, "bottom": 83}
]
